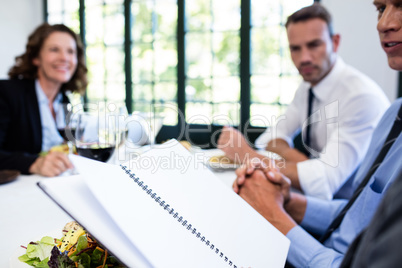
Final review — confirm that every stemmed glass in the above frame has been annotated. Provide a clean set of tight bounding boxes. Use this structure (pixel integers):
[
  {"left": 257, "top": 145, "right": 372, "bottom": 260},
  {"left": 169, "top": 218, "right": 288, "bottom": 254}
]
[
  {"left": 131, "top": 111, "right": 164, "bottom": 146},
  {"left": 112, "top": 102, "right": 129, "bottom": 148},
  {"left": 107, "top": 102, "right": 129, "bottom": 164},
  {"left": 148, "top": 112, "right": 164, "bottom": 145},
  {"left": 74, "top": 111, "right": 116, "bottom": 163}
]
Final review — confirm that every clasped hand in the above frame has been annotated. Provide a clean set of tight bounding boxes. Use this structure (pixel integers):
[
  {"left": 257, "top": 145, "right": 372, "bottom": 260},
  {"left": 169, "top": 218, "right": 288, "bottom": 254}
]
[{"left": 234, "top": 158, "right": 291, "bottom": 212}]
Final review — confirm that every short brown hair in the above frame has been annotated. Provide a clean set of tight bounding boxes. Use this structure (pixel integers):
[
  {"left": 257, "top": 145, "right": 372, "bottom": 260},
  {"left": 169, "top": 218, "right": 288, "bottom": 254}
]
[
  {"left": 8, "top": 23, "right": 88, "bottom": 94},
  {"left": 285, "top": 3, "right": 334, "bottom": 37}
]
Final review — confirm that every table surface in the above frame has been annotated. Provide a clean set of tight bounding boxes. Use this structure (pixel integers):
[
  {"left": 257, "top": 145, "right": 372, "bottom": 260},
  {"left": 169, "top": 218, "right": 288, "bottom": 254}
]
[{"left": 0, "top": 147, "right": 237, "bottom": 267}]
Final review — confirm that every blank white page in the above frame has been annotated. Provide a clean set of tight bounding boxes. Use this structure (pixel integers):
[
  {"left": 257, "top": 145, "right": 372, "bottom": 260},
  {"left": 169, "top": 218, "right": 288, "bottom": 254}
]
[
  {"left": 38, "top": 176, "right": 151, "bottom": 267},
  {"left": 71, "top": 140, "right": 290, "bottom": 267}
]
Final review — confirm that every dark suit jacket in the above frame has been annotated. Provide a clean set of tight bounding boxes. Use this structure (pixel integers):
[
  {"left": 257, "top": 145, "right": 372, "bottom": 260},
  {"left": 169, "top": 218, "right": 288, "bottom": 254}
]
[{"left": 0, "top": 79, "right": 69, "bottom": 174}]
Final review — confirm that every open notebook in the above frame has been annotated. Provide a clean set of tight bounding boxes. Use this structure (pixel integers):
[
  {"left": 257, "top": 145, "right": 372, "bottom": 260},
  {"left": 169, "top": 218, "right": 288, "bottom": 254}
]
[{"left": 38, "top": 139, "right": 289, "bottom": 267}]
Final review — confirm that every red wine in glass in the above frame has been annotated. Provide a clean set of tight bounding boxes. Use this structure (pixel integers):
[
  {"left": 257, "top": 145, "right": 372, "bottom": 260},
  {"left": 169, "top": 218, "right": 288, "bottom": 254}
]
[
  {"left": 76, "top": 144, "right": 115, "bottom": 162},
  {"left": 58, "top": 128, "right": 76, "bottom": 142}
]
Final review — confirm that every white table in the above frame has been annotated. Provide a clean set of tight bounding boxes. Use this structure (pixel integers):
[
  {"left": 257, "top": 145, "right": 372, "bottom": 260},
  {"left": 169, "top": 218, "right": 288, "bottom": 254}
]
[
  {"left": 0, "top": 175, "right": 73, "bottom": 267},
  {"left": 0, "top": 148, "right": 237, "bottom": 267}
]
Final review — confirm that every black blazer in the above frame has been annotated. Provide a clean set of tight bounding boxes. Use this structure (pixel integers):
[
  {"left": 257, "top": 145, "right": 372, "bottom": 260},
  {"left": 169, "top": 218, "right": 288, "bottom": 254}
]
[{"left": 0, "top": 79, "right": 69, "bottom": 174}]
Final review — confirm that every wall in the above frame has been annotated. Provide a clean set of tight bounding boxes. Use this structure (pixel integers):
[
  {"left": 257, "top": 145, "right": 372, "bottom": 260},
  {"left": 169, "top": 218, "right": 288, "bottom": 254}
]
[
  {"left": 0, "top": 0, "right": 43, "bottom": 79},
  {"left": 321, "top": 0, "right": 399, "bottom": 101}
]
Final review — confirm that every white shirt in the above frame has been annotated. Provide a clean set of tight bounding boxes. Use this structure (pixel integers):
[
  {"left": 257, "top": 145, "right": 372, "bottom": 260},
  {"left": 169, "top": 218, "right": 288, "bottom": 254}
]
[
  {"left": 255, "top": 58, "right": 390, "bottom": 199},
  {"left": 35, "top": 80, "right": 65, "bottom": 152}
]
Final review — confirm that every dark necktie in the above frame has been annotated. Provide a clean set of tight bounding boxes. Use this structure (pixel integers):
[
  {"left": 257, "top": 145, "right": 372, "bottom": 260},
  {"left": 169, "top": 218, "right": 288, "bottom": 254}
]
[
  {"left": 319, "top": 104, "right": 402, "bottom": 243},
  {"left": 304, "top": 87, "right": 314, "bottom": 156}
]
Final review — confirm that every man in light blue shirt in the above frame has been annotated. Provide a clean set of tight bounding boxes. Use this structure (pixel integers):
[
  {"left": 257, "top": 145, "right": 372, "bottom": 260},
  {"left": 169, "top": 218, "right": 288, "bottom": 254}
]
[
  {"left": 235, "top": 99, "right": 401, "bottom": 266},
  {"left": 233, "top": 0, "right": 402, "bottom": 265}
]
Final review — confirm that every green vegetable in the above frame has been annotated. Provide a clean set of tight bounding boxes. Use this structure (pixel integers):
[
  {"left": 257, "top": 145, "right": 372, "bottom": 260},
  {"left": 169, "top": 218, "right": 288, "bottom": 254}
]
[
  {"left": 75, "top": 235, "right": 88, "bottom": 254},
  {"left": 48, "top": 246, "right": 75, "bottom": 268},
  {"left": 19, "top": 224, "right": 126, "bottom": 267},
  {"left": 18, "top": 236, "right": 55, "bottom": 268}
]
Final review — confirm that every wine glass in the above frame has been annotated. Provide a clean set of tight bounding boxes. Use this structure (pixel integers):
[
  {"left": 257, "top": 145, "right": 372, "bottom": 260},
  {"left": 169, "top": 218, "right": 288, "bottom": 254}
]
[
  {"left": 131, "top": 112, "right": 164, "bottom": 145},
  {"left": 58, "top": 91, "right": 84, "bottom": 143},
  {"left": 110, "top": 102, "right": 129, "bottom": 147},
  {"left": 148, "top": 112, "right": 164, "bottom": 145},
  {"left": 75, "top": 111, "right": 116, "bottom": 162}
]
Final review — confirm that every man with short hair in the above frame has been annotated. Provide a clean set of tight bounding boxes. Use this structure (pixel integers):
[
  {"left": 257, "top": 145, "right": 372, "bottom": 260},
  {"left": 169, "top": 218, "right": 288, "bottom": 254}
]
[
  {"left": 218, "top": 4, "right": 390, "bottom": 200},
  {"left": 234, "top": 0, "right": 402, "bottom": 266}
]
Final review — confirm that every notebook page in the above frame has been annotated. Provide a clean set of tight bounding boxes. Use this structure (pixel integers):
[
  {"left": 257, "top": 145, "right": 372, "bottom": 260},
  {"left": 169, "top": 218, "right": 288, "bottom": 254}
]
[
  {"left": 72, "top": 140, "right": 289, "bottom": 267},
  {"left": 38, "top": 176, "right": 151, "bottom": 267},
  {"left": 125, "top": 140, "right": 290, "bottom": 266}
]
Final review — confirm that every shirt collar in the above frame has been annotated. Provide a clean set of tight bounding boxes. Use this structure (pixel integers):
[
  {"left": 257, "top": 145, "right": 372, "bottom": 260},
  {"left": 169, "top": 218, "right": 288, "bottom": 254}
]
[
  {"left": 300, "top": 57, "right": 346, "bottom": 101},
  {"left": 35, "top": 79, "right": 63, "bottom": 105}
]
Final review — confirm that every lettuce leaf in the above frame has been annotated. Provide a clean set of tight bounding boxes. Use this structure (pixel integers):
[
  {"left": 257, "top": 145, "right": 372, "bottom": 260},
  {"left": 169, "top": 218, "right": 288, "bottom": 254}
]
[{"left": 18, "top": 236, "right": 55, "bottom": 268}]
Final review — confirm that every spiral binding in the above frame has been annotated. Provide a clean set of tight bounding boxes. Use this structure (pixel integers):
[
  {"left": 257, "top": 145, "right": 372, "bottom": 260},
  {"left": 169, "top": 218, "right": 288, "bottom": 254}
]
[{"left": 121, "top": 165, "right": 236, "bottom": 267}]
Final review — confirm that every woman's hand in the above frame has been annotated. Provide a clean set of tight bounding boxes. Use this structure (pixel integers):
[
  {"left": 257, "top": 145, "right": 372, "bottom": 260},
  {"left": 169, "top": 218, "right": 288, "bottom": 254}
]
[{"left": 29, "top": 151, "right": 73, "bottom": 177}]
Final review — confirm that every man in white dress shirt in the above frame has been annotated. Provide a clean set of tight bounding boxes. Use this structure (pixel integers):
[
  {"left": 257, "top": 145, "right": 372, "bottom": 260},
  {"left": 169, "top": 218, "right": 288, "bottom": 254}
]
[{"left": 218, "top": 3, "right": 389, "bottom": 199}]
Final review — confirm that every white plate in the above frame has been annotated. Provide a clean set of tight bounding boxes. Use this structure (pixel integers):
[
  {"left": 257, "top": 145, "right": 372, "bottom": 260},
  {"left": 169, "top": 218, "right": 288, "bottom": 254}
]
[
  {"left": 206, "top": 150, "right": 282, "bottom": 172},
  {"left": 207, "top": 162, "right": 240, "bottom": 171},
  {"left": 206, "top": 154, "right": 240, "bottom": 172}
]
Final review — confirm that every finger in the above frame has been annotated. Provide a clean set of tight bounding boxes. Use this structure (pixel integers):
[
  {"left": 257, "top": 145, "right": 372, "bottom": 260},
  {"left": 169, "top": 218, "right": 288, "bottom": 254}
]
[
  {"left": 59, "top": 154, "right": 74, "bottom": 169},
  {"left": 266, "top": 171, "right": 283, "bottom": 184},
  {"left": 233, "top": 181, "right": 239, "bottom": 193},
  {"left": 259, "top": 158, "right": 276, "bottom": 173},
  {"left": 40, "top": 164, "right": 62, "bottom": 177},
  {"left": 266, "top": 171, "right": 291, "bottom": 187},
  {"left": 49, "top": 157, "right": 68, "bottom": 171},
  {"left": 235, "top": 164, "right": 254, "bottom": 182},
  {"left": 237, "top": 175, "right": 246, "bottom": 186},
  {"left": 51, "top": 152, "right": 73, "bottom": 169},
  {"left": 246, "top": 165, "right": 255, "bottom": 175},
  {"left": 45, "top": 155, "right": 70, "bottom": 173},
  {"left": 282, "top": 175, "right": 291, "bottom": 186},
  {"left": 235, "top": 164, "right": 247, "bottom": 177},
  {"left": 249, "top": 157, "right": 262, "bottom": 170}
]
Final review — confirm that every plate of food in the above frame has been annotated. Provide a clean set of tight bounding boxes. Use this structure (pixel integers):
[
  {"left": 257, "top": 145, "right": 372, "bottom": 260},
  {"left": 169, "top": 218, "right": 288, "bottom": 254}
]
[
  {"left": 206, "top": 150, "right": 283, "bottom": 172},
  {"left": 207, "top": 155, "right": 241, "bottom": 171},
  {"left": 12, "top": 221, "right": 126, "bottom": 268}
]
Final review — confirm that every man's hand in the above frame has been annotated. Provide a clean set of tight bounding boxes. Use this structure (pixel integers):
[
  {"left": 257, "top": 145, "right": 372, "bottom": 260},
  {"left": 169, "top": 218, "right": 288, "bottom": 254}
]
[
  {"left": 266, "top": 139, "right": 309, "bottom": 163},
  {"left": 238, "top": 169, "right": 296, "bottom": 235},
  {"left": 217, "top": 126, "right": 255, "bottom": 162},
  {"left": 233, "top": 158, "right": 276, "bottom": 193},
  {"left": 29, "top": 151, "right": 73, "bottom": 177}
]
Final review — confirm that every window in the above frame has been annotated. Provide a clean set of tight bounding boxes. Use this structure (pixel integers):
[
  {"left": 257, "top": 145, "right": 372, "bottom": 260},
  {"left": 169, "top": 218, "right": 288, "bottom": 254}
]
[
  {"left": 250, "top": 0, "right": 313, "bottom": 127},
  {"left": 45, "top": 0, "right": 314, "bottom": 147},
  {"left": 131, "top": 0, "right": 178, "bottom": 125}
]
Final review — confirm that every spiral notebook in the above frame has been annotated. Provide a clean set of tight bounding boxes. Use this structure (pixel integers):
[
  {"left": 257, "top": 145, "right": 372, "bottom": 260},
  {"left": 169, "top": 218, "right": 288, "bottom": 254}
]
[{"left": 38, "top": 140, "right": 290, "bottom": 267}]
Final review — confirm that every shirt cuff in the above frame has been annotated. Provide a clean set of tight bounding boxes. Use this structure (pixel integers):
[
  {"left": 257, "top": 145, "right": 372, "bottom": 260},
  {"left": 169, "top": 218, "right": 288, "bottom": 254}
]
[
  {"left": 286, "top": 225, "right": 326, "bottom": 267},
  {"left": 297, "top": 159, "right": 332, "bottom": 199},
  {"left": 300, "top": 196, "right": 345, "bottom": 235},
  {"left": 286, "top": 225, "right": 344, "bottom": 267}
]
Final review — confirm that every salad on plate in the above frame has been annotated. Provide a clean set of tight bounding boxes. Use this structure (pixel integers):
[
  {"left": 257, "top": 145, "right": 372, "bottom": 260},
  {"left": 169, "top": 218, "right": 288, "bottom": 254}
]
[{"left": 18, "top": 221, "right": 125, "bottom": 268}]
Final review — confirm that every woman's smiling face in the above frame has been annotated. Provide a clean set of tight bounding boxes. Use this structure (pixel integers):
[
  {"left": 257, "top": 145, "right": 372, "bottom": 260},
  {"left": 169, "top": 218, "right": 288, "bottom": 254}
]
[{"left": 33, "top": 31, "right": 78, "bottom": 88}]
